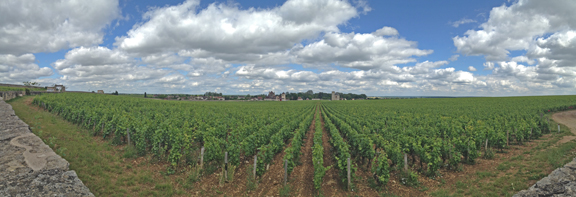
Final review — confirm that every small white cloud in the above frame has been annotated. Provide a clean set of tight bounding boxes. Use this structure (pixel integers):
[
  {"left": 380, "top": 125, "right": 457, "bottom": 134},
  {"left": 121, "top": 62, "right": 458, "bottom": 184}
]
[
  {"left": 451, "top": 18, "right": 476, "bottom": 28},
  {"left": 372, "top": 27, "right": 399, "bottom": 36},
  {"left": 468, "top": 66, "right": 477, "bottom": 71},
  {"left": 510, "top": 56, "right": 535, "bottom": 65},
  {"left": 483, "top": 62, "right": 495, "bottom": 70},
  {"left": 449, "top": 54, "right": 459, "bottom": 61}
]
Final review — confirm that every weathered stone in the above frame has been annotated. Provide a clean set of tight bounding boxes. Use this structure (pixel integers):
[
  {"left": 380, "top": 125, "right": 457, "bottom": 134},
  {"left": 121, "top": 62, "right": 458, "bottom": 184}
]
[
  {"left": 515, "top": 158, "right": 576, "bottom": 197},
  {"left": 0, "top": 100, "right": 94, "bottom": 197}
]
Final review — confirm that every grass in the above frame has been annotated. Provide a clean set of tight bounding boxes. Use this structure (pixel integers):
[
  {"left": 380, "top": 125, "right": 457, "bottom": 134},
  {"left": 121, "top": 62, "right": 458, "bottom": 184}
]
[
  {"left": 429, "top": 122, "right": 576, "bottom": 197},
  {"left": 7, "top": 96, "right": 194, "bottom": 196}
]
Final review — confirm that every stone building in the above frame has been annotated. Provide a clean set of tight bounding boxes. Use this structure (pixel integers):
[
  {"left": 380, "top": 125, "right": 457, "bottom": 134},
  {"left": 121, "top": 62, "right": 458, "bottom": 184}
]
[
  {"left": 331, "top": 91, "right": 340, "bottom": 100},
  {"left": 267, "top": 91, "right": 275, "bottom": 98}
]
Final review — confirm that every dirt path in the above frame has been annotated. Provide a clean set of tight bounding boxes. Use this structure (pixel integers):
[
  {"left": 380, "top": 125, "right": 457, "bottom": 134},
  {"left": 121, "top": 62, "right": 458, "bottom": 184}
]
[
  {"left": 254, "top": 145, "right": 292, "bottom": 196},
  {"left": 320, "top": 107, "right": 340, "bottom": 196},
  {"left": 552, "top": 110, "right": 576, "bottom": 144},
  {"left": 288, "top": 105, "right": 317, "bottom": 196}
]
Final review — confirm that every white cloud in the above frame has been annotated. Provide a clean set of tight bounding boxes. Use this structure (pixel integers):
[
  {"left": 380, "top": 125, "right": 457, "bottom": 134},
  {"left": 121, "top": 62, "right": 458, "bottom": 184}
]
[
  {"left": 372, "top": 26, "right": 399, "bottom": 36},
  {"left": 483, "top": 62, "right": 495, "bottom": 70},
  {"left": 451, "top": 18, "right": 476, "bottom": 28},
  {"left": 449, "top": 54, "right": 459, "bottom": 61},
  {"left": 116, "top": 0, "right": 360, "bottom": 60},
  {"left": 0, "top": 54, "right": 53, "bottom": 83},
  {"left": 453, "top": 0, "right": 576, "bottom": 95},
  {"left": 510, "top": 56, "right": 535, "bottom": 65},
  {"left": 454, "top": 0, "right": 576, "bottom": 61},
  {"left": 51, "top": 47, "right": 178, "bottom": 92},
  {"left": 53, "top": 47, "right": 133, "bottom": 70},
  {"left": 468, "top": 66, "right": 477, "bottom": 71},
  {"left": 292, "top": 28, "right": 432, "bottom": 70},
  {"left": 0, "top": 0, "right": 121, "bottom": 55}
]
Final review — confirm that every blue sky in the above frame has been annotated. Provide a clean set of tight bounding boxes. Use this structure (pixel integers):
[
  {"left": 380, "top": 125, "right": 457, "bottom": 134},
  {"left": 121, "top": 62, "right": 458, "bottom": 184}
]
[{"left": 2, "top": 0, "right": 576, "bottom": 96}]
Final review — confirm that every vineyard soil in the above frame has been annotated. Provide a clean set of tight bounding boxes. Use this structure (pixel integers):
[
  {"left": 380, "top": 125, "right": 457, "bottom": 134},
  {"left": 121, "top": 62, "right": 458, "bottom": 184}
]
[{"left": 288, "top": 106, "right": 316, "bottom": 196}]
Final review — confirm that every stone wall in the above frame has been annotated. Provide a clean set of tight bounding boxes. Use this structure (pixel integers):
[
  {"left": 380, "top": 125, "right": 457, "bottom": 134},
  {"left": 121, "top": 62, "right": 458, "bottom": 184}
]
[
  {"left": 0, "top": 91, "right": 60, "bottom": 101},
  {"left": 0, "top": 100, "right": 94, "bottom": 196},
  {"left": 0, "top": 91, "right": 25, "bottom": 101},
  {"left": 514, "top": 158, "right": 576, "bottom": 197}
]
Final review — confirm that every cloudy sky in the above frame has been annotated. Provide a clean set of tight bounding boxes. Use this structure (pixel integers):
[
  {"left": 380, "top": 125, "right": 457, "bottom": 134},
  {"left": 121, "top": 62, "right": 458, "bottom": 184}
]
[{"left": 1, "top": 0, "right": 576, "bottom": 96}]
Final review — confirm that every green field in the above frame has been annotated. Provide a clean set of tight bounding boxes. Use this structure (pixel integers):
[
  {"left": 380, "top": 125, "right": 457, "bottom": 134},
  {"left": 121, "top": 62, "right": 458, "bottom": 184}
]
[{"left": 26, "top": 93, "right": 576, "bottom": 196}]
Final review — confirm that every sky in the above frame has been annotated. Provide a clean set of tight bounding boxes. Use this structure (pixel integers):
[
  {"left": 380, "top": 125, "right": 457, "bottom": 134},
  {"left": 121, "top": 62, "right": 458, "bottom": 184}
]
[{"left": 1, "top": 0, "right": 576, "bottom": 96}]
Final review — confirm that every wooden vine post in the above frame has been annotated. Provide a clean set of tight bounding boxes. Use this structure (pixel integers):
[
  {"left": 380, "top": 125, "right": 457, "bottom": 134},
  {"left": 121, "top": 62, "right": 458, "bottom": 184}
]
[
  {"left": 253, "top": 155, "right": 257, "bottom": 178},
  {"left": 347, "top": 157, "right": 351, "bottom": 191},
  {"left": 126, "top": 128, "right": 131, "bottom": 146},
  {"left": 485, "top": 138, "right": 488, "bottom": 155},
  {"left": 200, "top": 147, "right": 205, "bottom": 169},
  {"left": 284, "top": 160, "right": 288, "bottom": 186},
  {"left": 506, "top": 130, "right": 509, "bottom": 146},
  {"left": 224, "top": 152, "right": 228, "bottom": 180}
]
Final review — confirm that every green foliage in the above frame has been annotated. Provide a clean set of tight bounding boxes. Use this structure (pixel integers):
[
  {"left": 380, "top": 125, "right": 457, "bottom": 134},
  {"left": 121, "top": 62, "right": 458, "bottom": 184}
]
[
  {"left": 34, "top": 93, "right": 316, "bottom": 169},
  {"left": 31, "top": 93, "right": 576, "bottom": 194},
  {"left": 399, "top": 169, "right": 419, "bottom": 187},
  {"left": 246, "top": 164, "right": 258, "bottom": 192},
  {"left": 312, "top": 107, "right": 330, "bottom": 190},
  {"left": 483, "top": 147, "right": 495, "bottom": 159},
  {"left": 372, "top": 151, "right": 390, "bottom": 185},
  {"left": 279, "top": 184, "right": 293, "bottom": 197}
]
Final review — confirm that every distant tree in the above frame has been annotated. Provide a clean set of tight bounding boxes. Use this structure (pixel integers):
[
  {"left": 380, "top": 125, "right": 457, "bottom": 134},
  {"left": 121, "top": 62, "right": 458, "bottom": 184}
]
[
  {"left": 144, "top": 92, "right": 147, "bottom": 98},
  {"left": 306, "top": 90, "right": 313, "bottom": 95},
  {"left": 23, "top": 81, "right": 40, "bottom": 86},
  {"left": 112, "top": 91, "right": 119, "bottom": 95}
]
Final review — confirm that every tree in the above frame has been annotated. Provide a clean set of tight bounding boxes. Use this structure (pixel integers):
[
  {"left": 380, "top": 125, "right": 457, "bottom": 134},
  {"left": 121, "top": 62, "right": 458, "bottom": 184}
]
[
  {"left": 23, "top": 81, "right": 40, "bottom": 86},
  {"left": 144, "top": 92, "right": 147, "bottom": 98},
  {"left": 306, "top": 90, "right": 313, "bottom": 95}
]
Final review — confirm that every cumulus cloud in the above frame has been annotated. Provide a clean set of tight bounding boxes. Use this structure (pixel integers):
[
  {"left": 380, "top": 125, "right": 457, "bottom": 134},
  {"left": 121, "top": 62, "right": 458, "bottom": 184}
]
[
  {"left": 449, "top": 55, "right": 459, "bottom": 61},
  {"left": 454, "top": 0, "right": 576, "bottom": 61},
  {"left": 0, "top": 0, "right": 121, "bottom": 55},
  {"left": 451, "top": 0, "right": 576, "bottom": 95},
  {"left": 115, "top": 0, "right": 360, "bottom": 59},
  {"left": 292, "top": 27, "right": 432, "bottom": 70},
  {"left": 51, "top": 47, "right": 176, "bottom": 91},
  {"left": 0, "top": 54, "right": 53, "bottom": 83},
  {"left": 468, "top": 66, "right": 477, "bottom": 71}
]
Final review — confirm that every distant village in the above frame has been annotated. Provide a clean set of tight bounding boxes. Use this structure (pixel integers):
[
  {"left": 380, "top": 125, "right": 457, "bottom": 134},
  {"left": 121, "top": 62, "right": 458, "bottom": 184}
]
[{"left": 147, "top": 90, "right": 368, "bottom": 101}]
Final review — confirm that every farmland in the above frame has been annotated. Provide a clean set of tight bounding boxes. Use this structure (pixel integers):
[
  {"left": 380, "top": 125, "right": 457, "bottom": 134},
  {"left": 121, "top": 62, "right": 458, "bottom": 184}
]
[{"left": 15, "top": 93, "right": 576, "bottom": 196}]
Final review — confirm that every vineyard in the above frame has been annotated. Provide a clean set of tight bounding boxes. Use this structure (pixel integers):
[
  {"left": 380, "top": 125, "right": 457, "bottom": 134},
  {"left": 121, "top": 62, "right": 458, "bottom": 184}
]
[{"left": 31, "top": 93, "right": 576, "bottom": 195}]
